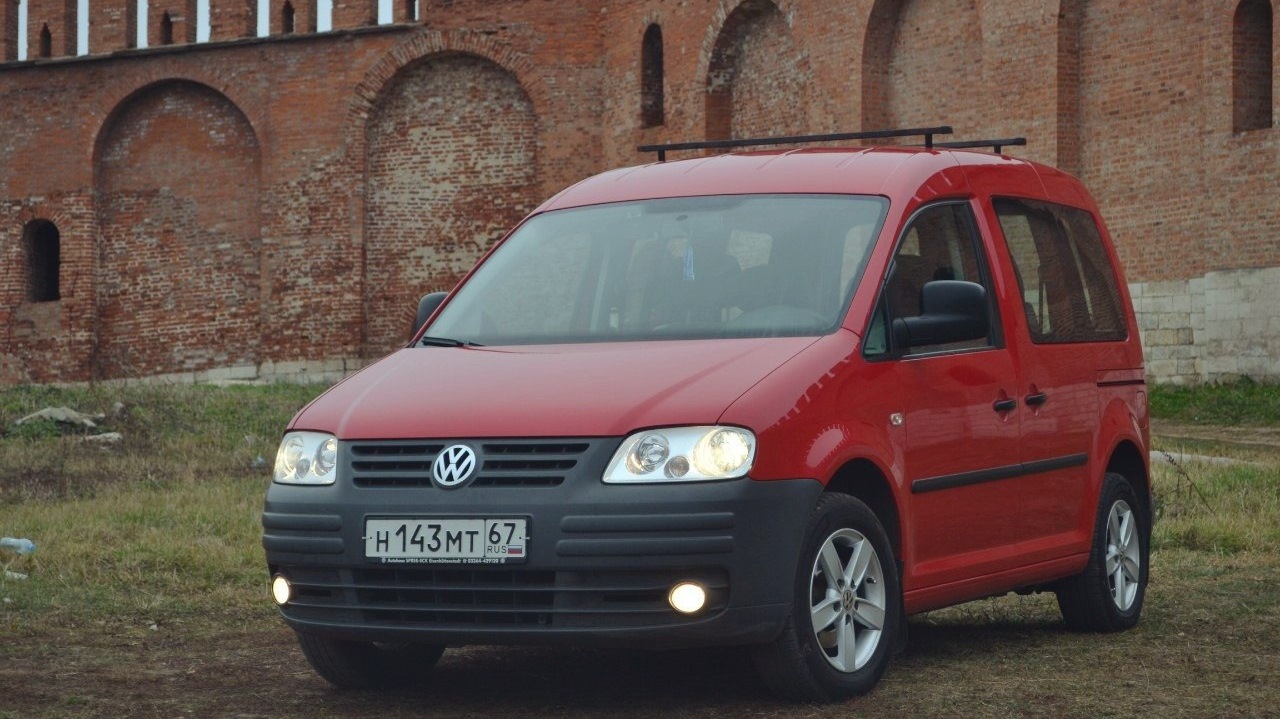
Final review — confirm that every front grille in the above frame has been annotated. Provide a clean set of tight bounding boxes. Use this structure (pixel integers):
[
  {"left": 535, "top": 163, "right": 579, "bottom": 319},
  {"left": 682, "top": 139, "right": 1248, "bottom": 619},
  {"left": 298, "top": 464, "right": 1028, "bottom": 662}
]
[
  {"left": 349, "top": 440, "right": 593, "bottom": 488},
  {"left": 278, "top": 565, "right": 729, "bottom": 630}
]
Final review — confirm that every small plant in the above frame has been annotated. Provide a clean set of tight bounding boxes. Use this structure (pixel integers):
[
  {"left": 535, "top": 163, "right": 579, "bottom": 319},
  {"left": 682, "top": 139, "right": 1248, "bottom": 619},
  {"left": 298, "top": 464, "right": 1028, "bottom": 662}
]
[{"left": 1154, "top": 449, "right": 1213, "bottom": 520}]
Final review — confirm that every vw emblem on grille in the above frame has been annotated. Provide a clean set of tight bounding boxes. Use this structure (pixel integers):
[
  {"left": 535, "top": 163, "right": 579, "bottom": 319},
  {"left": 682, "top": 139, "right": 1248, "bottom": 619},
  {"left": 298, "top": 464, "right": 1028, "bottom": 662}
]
[{"left": 432, "top": 445, "right": 477, "bottom": 488}]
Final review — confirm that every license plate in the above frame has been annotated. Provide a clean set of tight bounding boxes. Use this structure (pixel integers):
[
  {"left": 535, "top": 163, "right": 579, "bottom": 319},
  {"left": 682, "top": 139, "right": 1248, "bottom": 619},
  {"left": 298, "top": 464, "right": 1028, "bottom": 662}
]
[{"left": 364, "top": 518, "right": 528, "bottom": 564}]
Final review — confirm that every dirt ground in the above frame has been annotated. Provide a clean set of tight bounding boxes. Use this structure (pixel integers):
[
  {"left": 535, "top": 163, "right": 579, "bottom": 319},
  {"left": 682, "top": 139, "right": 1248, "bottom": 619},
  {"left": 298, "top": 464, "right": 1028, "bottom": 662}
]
[
  {"left": 1151, "top": 419, "right": 1280, "bottom": 451},
  {"left": 2, "top": 616, "right": 825, "bottom": 718},
  {"left": 5, "top": 573, "right": 1279, "bottom": 719}
]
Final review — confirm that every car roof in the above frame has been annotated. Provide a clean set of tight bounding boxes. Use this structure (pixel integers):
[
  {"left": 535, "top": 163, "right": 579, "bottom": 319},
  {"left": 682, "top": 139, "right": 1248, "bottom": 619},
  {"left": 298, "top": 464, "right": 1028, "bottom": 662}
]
[{"left": 535, "top": 146, "right": 1048, "bottom": 213}]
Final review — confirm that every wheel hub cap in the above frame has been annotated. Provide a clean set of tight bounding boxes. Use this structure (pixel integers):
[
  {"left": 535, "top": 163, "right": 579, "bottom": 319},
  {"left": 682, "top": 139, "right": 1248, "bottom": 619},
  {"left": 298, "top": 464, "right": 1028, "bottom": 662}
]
[
  {"left": 1105, "top": 499, "right": 1141, "bottom": 611},
  {"left": 809, "top": 528, "right": 888, "bottom": 674}
]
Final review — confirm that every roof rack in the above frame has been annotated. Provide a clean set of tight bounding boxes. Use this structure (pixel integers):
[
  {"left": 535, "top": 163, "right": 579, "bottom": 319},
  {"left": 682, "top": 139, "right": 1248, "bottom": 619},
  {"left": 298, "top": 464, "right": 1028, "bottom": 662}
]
[
  {"left": 933, "top": 137, "right": 1027, "bottom": 154},
  {"left": 638, "top": 126, "right": 954, "bottom": 162}
]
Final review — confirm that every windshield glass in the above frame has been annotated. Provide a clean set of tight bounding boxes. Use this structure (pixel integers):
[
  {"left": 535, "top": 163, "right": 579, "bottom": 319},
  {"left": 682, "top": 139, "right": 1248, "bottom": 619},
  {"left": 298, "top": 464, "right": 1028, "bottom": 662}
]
[{"left": 427, "top": 194, "right": 889, "bottom": 345}]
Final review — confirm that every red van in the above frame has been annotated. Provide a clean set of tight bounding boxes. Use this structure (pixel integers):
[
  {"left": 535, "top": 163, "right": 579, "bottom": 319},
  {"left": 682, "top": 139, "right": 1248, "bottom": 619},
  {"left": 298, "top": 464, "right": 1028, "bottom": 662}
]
[{"left": 263, "top": 128, "right": 1151, "bottom": 702}]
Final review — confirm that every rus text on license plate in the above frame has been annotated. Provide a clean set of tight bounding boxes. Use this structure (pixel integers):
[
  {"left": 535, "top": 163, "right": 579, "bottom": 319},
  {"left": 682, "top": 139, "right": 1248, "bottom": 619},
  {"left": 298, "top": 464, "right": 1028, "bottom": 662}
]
[{"left": 364, "top": 518, "right": 528, "bottom": 564}]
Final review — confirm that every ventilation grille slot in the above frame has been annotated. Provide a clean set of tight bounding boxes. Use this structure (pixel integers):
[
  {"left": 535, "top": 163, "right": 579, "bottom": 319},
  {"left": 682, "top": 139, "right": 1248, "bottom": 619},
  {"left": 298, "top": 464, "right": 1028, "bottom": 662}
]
[{"left": 349, "top": 440, "right": 593, "bottom": 488}]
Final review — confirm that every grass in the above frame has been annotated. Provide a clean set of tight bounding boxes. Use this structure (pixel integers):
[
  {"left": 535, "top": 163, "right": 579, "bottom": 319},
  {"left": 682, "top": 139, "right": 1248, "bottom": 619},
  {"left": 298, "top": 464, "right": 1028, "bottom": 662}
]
[
  {"left": 1152, "top": 459, "right": 1280, "bottom": 554},
  {"left": 0, "top": 382, "right": 1277, "bottom": 718},
  {"left": 1148, "top": 377, "right": 1280, "bottom": 426},
  {"left": 0, "top": 382, "right": 324, "bottom": 503}
]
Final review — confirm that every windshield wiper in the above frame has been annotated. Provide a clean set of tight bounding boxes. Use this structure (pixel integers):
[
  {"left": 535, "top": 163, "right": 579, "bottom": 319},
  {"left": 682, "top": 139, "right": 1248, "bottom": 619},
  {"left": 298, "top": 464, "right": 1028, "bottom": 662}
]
[{"left": 418, "top": 335, "right": 483, "bottom": 348}]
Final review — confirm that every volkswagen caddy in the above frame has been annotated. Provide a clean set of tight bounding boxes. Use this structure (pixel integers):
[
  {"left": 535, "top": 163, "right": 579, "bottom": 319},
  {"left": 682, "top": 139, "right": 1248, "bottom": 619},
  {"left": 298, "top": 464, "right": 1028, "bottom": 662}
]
[{"left": 263, "top": 128, "right": 1151, "bottom": 702}]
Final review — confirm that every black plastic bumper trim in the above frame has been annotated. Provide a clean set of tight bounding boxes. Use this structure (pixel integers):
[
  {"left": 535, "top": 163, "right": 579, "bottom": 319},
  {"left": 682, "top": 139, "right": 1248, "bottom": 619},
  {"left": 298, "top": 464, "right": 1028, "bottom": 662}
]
[
  {"left": 282, "top": 603, "right": 792, "bottom": 649},
  {"left": 262, "top": 512, "right": 343, "bottom": 531},
  {"left": 263, "top": 535, "right": 345, "bottom": 554},
  {"left": 560, "top": 512, "right": 734, "bottom": 533},
  {"left": 555, "top": 536, "right": 734, "bottom": 557}
]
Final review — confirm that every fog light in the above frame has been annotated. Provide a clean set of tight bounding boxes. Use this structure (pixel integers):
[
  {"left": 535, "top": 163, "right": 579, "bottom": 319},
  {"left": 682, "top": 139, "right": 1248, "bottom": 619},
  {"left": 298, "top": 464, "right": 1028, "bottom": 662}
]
[
  {"left": 668, "top": 582, "right": 707, "bottom": 614},
  {"left": 272, "top": 575, "right": 291, "bottom": 606}
]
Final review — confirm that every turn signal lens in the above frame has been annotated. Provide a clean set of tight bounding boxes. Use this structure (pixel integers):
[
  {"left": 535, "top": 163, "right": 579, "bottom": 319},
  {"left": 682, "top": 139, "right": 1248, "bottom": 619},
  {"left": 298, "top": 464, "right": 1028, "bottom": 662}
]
[
  {"left": 627, "top": 434, "right": 669, "bottom": 474},
  {"left": 278, "top": 436, "right": 305, "bottom": 478}
]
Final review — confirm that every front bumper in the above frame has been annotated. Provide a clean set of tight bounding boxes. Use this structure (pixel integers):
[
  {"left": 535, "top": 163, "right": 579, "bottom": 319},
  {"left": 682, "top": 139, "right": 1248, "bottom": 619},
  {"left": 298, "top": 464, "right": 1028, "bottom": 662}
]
[{"left": 263, "top": 437, "right": 821, "bottom": 649}]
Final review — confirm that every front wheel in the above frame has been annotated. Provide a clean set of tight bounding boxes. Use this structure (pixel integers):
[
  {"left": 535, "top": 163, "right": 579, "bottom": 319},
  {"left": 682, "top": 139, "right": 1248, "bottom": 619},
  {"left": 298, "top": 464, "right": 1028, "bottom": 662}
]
[
  {"left": 751, "top": 493, "right": 901, "bottom": 702},
  {"left": 296, "top": 632, "right": 445, "bottom": 689},
  {"left": 1056, "top": 472, "right": 1149, "bottom": 632}
]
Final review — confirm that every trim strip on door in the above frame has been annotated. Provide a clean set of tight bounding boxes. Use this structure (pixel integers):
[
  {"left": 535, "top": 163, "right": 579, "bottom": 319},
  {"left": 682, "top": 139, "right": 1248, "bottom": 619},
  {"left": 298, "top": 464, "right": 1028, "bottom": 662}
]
[
  {"left": 911, "top": 453, "right": 1088, "bottom": 494},
  {"left": 1096, "top": 379, "right": 1146, "bottom": 388}
]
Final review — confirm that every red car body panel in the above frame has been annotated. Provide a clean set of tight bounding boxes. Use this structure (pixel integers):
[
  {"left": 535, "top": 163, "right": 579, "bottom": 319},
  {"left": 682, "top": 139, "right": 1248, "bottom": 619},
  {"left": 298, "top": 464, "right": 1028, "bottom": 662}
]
[{"left": 293, "top": 337, "right": 819, "bottom": 439}]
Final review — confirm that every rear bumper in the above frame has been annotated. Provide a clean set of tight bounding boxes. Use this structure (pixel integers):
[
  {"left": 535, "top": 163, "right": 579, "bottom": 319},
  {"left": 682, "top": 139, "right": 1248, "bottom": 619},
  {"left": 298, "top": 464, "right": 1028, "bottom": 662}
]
[{"left": 264, "top": 458, "right": 821, "bottom": 649}]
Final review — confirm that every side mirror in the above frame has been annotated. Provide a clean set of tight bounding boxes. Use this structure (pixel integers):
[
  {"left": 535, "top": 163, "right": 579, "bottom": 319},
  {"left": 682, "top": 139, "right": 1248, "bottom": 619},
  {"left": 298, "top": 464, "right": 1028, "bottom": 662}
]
[
  {"left": 414, "top": 292, "right": 448, "bottom": 336},
  {"left": 892, "top": 280, "right": 989, "bottom": 349}
]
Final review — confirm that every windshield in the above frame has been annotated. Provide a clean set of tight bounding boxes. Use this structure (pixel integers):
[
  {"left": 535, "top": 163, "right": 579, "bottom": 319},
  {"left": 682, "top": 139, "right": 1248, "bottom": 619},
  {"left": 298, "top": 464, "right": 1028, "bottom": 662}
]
[{"left": 427, "top": 194, "right": 889, "bottom": 345}]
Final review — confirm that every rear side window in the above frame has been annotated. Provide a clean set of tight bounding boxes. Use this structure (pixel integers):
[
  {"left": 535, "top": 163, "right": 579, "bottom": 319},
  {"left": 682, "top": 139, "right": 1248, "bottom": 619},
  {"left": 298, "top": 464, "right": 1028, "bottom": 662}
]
[{"left": 993, "top": 198, "right": 1126, "bottom": 344}]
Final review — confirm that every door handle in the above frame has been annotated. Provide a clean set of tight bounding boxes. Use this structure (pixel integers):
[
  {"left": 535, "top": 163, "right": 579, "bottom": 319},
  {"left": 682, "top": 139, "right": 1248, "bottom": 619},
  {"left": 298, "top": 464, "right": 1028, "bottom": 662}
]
[
  {"left": 992, "top": 398, "right": 1017, "bottom": 413},
  {"left": 1025, "top": 392, "right": 1048, "bottom": 407}
]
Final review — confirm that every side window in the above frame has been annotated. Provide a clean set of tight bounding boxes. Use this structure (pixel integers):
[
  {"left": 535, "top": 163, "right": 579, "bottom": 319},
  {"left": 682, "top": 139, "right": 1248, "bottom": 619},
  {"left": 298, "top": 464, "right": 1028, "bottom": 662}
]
[
  {"left": 993, "top": 198, "right": 1126, "bottom": 343},
  {"left": 865, "top": 203, "right": 996, "bottom": 357}
]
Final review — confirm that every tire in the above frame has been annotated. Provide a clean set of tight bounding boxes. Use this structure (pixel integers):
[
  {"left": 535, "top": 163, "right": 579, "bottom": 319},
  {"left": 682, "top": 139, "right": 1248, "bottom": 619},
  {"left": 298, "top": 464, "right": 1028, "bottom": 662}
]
[
  {"left": 295, "top": 632, "right": 446, "bottom": 689},
  {"left": 751, "top": 493, "right": 902, "bottom": 702},
  {"left": 1056, "top": 472, "right": 1149, "bottom": 632}
]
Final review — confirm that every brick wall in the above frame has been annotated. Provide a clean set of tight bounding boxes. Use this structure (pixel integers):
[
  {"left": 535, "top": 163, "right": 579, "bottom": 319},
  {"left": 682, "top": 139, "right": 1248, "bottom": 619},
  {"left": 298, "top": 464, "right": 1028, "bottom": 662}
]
[
  {"left": 26, "top": 0, "right": 77, "bottom": 58},
  {"left": 705, "top": 0, "right": 812, "bottom": 140},
  {"left": 363, "top": 52, "right": 538, "bottom": 354},
  {"left": 1, "top": 0, "right": 19, "bottom": 61},
  {"left": 0, "top": 0, "right": 1277, "bottom": 384},
  {"left": 95, "top": 80, "right": 262, "bottom": 378}
]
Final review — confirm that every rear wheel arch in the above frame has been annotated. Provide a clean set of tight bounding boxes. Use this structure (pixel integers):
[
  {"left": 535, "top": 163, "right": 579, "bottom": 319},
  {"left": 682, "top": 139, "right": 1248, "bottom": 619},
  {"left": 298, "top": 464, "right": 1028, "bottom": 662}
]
[{"left": 1107, "top": 439, "right": 1151, "bottom": 522}]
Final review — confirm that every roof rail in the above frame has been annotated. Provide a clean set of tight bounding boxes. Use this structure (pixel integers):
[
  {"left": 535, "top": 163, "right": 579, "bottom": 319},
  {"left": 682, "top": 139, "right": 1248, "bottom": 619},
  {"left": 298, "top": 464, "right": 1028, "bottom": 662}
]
[
  {"left": 933, "top": 137, "right": 1027, "bottom": 154},
  {"left": 637, "top": 126, "right": 954, "bottom": 162}
]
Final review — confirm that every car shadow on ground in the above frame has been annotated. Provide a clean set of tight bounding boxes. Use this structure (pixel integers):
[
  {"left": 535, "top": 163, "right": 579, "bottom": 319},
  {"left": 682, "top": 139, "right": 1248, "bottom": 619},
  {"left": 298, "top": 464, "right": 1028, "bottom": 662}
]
[{"left": 278, "top": 616, "right": 1072, "bottom": 714}]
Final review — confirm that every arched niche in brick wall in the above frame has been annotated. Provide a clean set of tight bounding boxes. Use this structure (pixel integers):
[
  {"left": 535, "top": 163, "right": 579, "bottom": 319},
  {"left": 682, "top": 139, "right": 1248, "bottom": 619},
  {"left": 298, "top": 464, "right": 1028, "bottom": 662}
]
[
  {"left": 861, "top": 0, "right": 984, "bottom": 132},
  {"left": 362, "top": 52, "right": 537, "bottom": 356},
  {"left": 92, "top": 80, "right": 262, "bottom": 380},
  {"left": 1233, "top": 0, "right": 1274, "bottom": 132},
  {"left": 640, "top": 23, "right": 665, "bottom": 128},
  {"left": 704, "top": 0, "right": 812, "bottom": 141},
  {"left": 21, "top": 219, "right": 61, "bottom": 303}
]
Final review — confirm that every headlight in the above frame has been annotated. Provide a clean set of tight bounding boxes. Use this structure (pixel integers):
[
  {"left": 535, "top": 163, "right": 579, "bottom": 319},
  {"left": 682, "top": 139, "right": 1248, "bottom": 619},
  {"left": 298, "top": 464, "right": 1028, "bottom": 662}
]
[
  {"left": 604, "top": 426, "right": 756, "bottom": 483},
  {"left": 274, "top": 431, "right": 339, "bottom": 485}
]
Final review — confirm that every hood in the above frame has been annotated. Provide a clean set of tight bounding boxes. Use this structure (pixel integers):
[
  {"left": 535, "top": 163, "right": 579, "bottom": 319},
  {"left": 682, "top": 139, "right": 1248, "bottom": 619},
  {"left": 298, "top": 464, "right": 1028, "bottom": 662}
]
[{"left": 293, "top": 337, "right": 820, "bottom": 439}]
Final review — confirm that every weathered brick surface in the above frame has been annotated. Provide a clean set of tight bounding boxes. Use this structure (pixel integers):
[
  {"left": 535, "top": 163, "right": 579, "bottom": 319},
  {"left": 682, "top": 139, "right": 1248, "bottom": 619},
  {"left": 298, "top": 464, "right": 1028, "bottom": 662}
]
[
  {"left": 0, "top": 0, "right": 1277, "bottom": 384},
  {"left": 26, "top": 0, "right": 77, "bottom": 58},
  {"left": 95, "top": 80, "right": 262, "bottom": 378},
  {"left": 706, "top": 0, "right": 812, "bottom": 140},
  {"left": 364, "top": 52, "right": 537, "bottom": 354},
  {"left": 149, "top": 0, "right": 198, "bottom": 46},
  {"left": 2, "top": 0, "right": 21, "bottom": 61},
  {"left": 864, "top": 0, "right": 986, "bottom": 135},
  {"left": 89, "top": 0, "right": 133, "bottom": 52}
]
